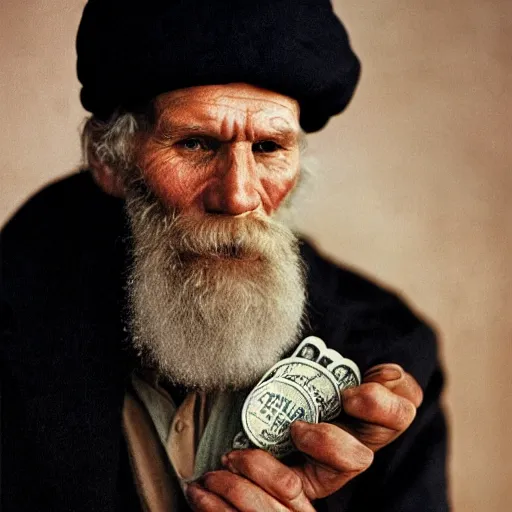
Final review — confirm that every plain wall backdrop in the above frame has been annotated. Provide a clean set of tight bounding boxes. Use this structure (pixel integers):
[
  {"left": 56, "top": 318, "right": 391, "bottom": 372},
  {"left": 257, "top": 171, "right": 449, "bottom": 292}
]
[{"left": 1, "top": 1, "right": 511, "bottom": 510}]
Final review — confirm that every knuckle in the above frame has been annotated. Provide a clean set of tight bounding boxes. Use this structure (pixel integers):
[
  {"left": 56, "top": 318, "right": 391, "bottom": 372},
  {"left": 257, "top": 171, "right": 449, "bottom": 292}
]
[
  {"left": 203, "top": 471, "right": 236, "bottom": 496},
  {"left": 353, "top": 382, "right": 383, "bottom": 414},
  {"left": 248, "top": 448, "right": 272, "bottom": 465},
  {"left": 295, "top": 421, "right": 330, "bottom": 449},
  {"left": 231, "top": 448, "right": 286, "bottom": 479},
  {"left": 232, "top": 448, "right": 262, "bottom": 470},
  {"left": 277, "top": 470, "right": 303, "bottom": 501},
  {"left": 312, "top": 421, "right": 335, "bottom": 440},
  {"left": 361, "top": 382, "right": 383, "bottom": 403},
  {"left": 391, "top": 399, "right": 417, "bottom": 431},
  {"left": 361, "top": 381, "right": 382, "bottom": 396},
  {"left": 333, "top": 437, "right": 374, "bottom": 473},
  {"left": 310, "top": 422, "right": 344, "bottom": 450}
]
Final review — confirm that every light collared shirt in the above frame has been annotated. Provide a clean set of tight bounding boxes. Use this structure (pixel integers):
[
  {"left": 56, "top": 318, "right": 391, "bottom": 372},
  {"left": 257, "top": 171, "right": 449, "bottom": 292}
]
[{"left": 123, "top": 371, "right": 248, "bottom": 511}]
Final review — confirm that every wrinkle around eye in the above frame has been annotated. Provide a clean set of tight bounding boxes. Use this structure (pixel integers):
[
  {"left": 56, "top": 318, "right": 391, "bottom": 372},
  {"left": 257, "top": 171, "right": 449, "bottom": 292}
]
[
  {"left": 252, "top": 141, "right": 283, "bottom": 153},
  {"left": 175, "top": 137, "right": 215, "bottom": 151}
]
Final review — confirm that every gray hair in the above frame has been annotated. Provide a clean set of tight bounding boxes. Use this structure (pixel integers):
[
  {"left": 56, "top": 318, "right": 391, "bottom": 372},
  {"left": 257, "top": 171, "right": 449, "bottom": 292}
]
[
  {"left": 82, "top": 109, "right": 312, "bottom": 167},
  {"left": 81, "top": 111, "right": 143, "bottom": 171}
]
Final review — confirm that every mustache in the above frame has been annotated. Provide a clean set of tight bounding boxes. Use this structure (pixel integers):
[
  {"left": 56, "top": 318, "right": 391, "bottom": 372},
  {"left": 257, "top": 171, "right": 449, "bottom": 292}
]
[
  {"left": 124, "top": 171, "right": 299, "bottom": 263},
  {"left": 167, "top": 212, "right": 297, "bottom": 261}
]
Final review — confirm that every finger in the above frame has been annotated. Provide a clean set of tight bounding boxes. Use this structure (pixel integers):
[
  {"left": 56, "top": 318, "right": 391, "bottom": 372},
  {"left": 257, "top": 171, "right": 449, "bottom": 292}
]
[
  {"left": 186, "top": 482, "right": 237, "bottom": 512},
  {"left": 290, "top": 421, "right": 373, "bottom": 500},
  {"left": 334, "top": 420, "right": 403, "bottom": 452},
  {"left": 201, "top": 470, "right": 289, "bottom": 511},
  {"left": 342, "top": 381, "right": 418, "bottom": 432},
  {"left": 363, "top": 364, "right": 423, "bottom": 407},
  {"left": 222, "top": 449, "right": 316, "bottom": 512}
]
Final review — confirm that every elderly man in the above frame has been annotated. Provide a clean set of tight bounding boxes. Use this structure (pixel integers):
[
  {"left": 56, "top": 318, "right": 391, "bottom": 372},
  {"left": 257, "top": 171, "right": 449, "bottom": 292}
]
[{"left": 0, "top": 0, "right": 449, "bottom": 511}]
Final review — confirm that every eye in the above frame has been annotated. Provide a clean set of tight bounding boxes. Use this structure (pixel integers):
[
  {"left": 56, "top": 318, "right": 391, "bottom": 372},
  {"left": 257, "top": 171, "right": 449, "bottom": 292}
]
[
  {"left": 177, "top": 138, "right": 205, "bottom": 151},
  {"left": 252, "top": 141, "right": 282, "bottom": 153},
  {"left": 175, "top": 137, "right": 221, "bottom": 152}
]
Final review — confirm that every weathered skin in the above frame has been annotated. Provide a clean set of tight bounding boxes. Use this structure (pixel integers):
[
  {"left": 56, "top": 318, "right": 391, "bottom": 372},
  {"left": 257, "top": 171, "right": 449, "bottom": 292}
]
[
  {"left": 91, "top": 83, "right": 423, "bottom": 512},
  {"left": 186, "top": 364, "right": 422, "bottom": 512}
]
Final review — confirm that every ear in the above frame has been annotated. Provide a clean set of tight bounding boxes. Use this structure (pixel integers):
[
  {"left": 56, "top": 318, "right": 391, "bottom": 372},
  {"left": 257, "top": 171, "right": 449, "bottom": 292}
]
[{"left": 89, "top": 152, "right": 126, "bottom": 198}]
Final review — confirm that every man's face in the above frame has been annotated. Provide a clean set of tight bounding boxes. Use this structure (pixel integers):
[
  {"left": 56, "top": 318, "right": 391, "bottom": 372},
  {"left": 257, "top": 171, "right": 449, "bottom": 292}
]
[
  {"left": 134, "top": 83, "right": 301, "bottom": 217},
  {"left": 123, "top": 84, "right": 306, "bottom": 392}
]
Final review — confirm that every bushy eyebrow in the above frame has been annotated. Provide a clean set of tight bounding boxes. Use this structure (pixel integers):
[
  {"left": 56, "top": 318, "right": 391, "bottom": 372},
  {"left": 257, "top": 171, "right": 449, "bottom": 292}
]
[
  {"left": 158, "top": 124, "right": 204, "bottom": 137},
  {"left": 158, "top": 123, "right": 299, "bottom": 144}
]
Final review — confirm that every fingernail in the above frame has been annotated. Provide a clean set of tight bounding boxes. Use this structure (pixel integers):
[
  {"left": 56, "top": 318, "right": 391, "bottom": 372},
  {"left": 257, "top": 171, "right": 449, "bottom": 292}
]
[
  {"left": 379, "top": 367, "right": 403, "bottom": 381},
  {"left": 364, "top": 365, "right": 386, "bottom": 378},
  {"left": 365, "top": 366, "right": 402, "bottom": 382},
  {"left": 363, "top": 368, "right": 379, "bottom": 378},
  {"left": 220, "top": 452, "right": 239, "bottom": 474},
  {"left": 186, "top": 483, "right": 204, "bottom": 499},
  {"left": 200, "top": 472, "right": 216, "bottom": 487}
]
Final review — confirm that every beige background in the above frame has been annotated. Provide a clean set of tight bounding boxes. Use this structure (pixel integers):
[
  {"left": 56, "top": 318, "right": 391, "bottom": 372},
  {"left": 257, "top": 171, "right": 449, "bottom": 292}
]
[{"left": 1, "top": 0, "right": 511, "bottom": 510}]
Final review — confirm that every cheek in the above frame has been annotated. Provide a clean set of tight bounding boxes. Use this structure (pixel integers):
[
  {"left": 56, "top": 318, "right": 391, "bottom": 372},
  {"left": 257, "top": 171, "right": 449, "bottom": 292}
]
[
  {"left": 137, "top": 142, "right": 204, "bottom": 210},
  {"left": 260, "top": 157, "right": 300, "bottom": 213}
]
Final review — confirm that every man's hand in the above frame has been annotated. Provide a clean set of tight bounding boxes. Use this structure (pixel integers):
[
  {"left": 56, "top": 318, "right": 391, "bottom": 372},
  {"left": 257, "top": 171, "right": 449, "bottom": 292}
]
[
  {"left": 340, "top": 363, "right": 423, "bottom": 452},
  {"left": 186, "top": 363, "right": 423, "bottom": 511}
]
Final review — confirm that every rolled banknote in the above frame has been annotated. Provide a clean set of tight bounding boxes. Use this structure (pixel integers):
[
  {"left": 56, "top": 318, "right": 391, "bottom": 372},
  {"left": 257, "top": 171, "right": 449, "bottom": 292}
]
[
  {"left": 239, "top": 336, "right": 361, "bottom": 457},
  {"left": 318, "top": 348, "right": 345, "bottom": 369},
  {"left": 328, "top": 358, "right": 361, "bottom": 390},
  {"left": 292, "top": 336, "right": 325, "bottom": 361},
  {"left": 293, "top": 336, "right": 361, "bottom": 389},
  {"left": 257, "top": 358, "right": 342, "bottom": 421},
  {"left": 241, "top": 377, "right": 319, "bottom": 458}
]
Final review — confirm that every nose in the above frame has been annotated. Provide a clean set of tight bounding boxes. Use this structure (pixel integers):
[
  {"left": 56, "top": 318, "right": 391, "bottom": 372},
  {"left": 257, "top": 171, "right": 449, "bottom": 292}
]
[{"left": 203, "top": 144, "right": 262, "bottom": 215}]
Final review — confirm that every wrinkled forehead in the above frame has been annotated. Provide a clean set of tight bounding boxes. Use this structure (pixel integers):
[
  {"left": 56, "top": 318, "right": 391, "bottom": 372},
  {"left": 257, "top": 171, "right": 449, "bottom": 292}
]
[{"left": 153, "top": 83, "right": 300, "bottom": 137}]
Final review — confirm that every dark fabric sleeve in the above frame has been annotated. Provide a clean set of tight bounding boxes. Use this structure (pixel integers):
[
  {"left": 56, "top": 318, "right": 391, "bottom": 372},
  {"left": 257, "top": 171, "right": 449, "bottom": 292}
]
[
  {"left": 334, "top": 343, "right": 450, "bottom": 511},
  {"left": 0, "top": 174, "right": 140, "bottom": 511},
  {"left": 300, "top": 241, "right": 450, "bottom": 511}
]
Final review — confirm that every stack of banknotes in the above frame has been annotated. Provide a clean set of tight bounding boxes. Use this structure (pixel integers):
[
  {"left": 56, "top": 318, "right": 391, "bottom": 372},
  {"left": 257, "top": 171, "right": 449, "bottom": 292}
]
[{"left": 234, "top": 336, "right": 361, "bottom": 458}]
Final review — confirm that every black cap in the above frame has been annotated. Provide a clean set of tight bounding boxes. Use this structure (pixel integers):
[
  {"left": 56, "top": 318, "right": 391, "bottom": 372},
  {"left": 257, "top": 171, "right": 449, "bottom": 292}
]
[{"left": 77, "top": 0, "right": 361, "bottom": 132}]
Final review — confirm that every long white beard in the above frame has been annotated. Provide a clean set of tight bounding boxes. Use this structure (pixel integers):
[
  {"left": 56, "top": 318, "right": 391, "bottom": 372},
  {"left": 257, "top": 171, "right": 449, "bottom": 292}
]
[{"left": 124, "top": 184, "right": 306, "bottom": 392}]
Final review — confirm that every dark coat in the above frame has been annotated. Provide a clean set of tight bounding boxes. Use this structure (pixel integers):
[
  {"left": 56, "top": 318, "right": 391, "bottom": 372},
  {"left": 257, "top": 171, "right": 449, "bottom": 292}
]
[{"left": 0, "top": 172, "right": 449, "bottom": 511}]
